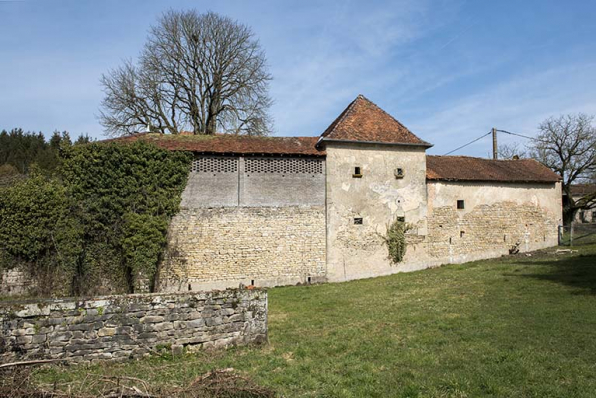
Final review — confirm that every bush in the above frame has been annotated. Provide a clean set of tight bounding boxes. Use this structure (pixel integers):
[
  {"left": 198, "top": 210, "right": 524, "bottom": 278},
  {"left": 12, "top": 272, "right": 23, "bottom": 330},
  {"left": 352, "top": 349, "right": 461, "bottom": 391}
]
[
  {"left": 0, "top": 142, "right": 192, "bottom": 296},
  {"left": 380, "top": 218, "right": 411, "bottom": 264}
]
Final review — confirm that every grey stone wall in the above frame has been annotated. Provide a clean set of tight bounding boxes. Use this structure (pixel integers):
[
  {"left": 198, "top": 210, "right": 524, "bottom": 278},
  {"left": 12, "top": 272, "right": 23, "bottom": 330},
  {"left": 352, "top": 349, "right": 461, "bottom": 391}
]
[
  {"left": 181, "top": 155, "right": 325, "bottom": 208},
  {"left": 0, "top": 289, "right": 267, "bottom": 363},
  {"left": 0, "top": 268, "right": 29, "bottom": 296}
]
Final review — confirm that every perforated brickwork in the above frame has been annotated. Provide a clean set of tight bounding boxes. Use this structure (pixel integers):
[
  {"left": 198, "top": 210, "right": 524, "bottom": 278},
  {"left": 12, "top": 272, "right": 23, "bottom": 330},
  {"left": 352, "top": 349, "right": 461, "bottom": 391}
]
[
  {"left": 245, "top": 158, "right": 323, "bottom": 174},
  {"left": 191, "top": 157, "right": 238, "bottom": 173}
]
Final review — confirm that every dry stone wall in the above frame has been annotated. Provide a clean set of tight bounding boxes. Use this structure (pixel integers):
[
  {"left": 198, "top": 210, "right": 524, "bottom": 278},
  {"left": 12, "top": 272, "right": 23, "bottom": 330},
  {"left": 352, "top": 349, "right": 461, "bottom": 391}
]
[
  {"left": 161, "top": 206, "right": 326, "bottom": 291},
  {"left": 0, "top": 289, "right": 267, "bottom": 364}
]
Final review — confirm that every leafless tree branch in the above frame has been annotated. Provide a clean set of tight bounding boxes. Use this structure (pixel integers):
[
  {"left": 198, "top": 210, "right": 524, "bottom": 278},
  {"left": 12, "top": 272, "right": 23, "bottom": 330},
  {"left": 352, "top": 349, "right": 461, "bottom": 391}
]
[{"left": 99, "top": 10, "right": 273, "bottom": 136}]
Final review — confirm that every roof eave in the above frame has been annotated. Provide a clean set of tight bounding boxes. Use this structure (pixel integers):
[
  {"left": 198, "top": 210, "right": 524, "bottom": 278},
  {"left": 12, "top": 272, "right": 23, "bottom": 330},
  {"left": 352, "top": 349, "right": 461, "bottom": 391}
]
[
  {"left": 426, "top": 178, "right": 559, "bottom": 184},
  {"left": 316, "top": 137, "right": 433, "bottom": 149}
]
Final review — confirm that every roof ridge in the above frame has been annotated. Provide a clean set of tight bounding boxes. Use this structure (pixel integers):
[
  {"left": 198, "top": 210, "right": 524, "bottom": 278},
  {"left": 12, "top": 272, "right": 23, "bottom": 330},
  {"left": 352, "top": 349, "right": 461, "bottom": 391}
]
[{"left": 320, "top": 96, "right": 361, "bottom": 138}]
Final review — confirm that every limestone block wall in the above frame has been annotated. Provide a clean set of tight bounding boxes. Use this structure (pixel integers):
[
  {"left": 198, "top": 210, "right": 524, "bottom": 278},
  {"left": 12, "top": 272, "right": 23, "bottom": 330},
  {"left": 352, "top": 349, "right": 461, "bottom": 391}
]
[
  {"left": 160, "top": 206, "right": 326, "bottom": 291},
  {"left": 0, "top": 289, "right": 267, "bottom": 363},
  {"left": 324, "top": 142, "right": 430, "bottom": 282},
  {"left": 426, "top": 181, "right": 562, "bottom": 264}
]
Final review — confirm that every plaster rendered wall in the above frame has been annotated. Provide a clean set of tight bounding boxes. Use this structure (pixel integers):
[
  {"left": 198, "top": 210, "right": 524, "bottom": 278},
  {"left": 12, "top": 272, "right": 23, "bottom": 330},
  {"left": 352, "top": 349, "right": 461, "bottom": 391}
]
[
  {"left": 426, "top": 181, "right": 562, "bottom": 264},
  {"left": 0, "top": 290, "right": 267, "bottom": 363},
  {"left": 160, "top": 206, "right": 326, "bottom": 291},
  {"left": 181, "top": 155, "right": 325, "bottom": 208},
  {"left": 324, "top": 142, "right": 429, "bottom": 282}
]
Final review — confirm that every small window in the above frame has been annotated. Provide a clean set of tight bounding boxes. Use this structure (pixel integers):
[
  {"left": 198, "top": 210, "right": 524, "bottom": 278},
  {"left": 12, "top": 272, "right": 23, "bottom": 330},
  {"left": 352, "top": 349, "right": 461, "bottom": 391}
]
[
  {"left": 353, "top": 167, "right": 362, "bottom": 178},
  {"left": 460, "top": 231, "right": 465, "bottom": 238},
  {"left": 457, "top": 200, "right": 465, "bottom": 209},
  {"left": 354, "top": 217, "right": 363, "bottom": 225},
  {"left": 394, "top": 167, "right": 405, "bottom": 179}
]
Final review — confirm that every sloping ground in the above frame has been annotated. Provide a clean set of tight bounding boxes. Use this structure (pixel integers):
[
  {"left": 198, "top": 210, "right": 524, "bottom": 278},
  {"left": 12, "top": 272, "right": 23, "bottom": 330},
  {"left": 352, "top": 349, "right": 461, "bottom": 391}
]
[{"left": 34, "top": 244, "right": 596, "bottom": 397}]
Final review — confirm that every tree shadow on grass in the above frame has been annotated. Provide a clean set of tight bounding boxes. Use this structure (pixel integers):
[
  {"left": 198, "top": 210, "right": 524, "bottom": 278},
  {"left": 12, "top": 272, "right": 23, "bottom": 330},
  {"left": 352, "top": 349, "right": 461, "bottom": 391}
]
[{"left": 505, "top": 254, "right": 596, "bottom": 295}]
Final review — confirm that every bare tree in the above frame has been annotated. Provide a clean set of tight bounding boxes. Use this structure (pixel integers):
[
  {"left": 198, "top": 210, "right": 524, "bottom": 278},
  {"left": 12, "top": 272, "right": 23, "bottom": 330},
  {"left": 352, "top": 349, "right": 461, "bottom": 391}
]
[
  {"left": 100, "top": 10, "right": 273, "bottom": 136},
  {"left": 528, "top": 113, "right": 596, "bottom": 223},
  {"left": 497, "top": 142, "right": 527, "bottom": 160}
]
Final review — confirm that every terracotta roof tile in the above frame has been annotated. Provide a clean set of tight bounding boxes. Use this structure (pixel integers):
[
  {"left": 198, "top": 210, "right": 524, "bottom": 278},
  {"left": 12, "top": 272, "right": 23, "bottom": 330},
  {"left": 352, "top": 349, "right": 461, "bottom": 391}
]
[
  {"left": 569, "top": 184, "right": 596, "bottom": 197},
  {"left": 104, "top": 133, "right": 325, "bottom": 157},
  {"left": 319, "top": 95, "right": 432, "bottom": 147},
  {"left": 426, "top": 155, "right": 561, "bottom": 183}
]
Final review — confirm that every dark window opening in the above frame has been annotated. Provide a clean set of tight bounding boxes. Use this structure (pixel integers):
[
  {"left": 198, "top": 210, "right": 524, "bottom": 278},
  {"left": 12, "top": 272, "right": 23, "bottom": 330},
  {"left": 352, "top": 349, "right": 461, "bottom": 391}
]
[
  {"left": 449, "top": 237, "right": 452, "bottom": 244},
  {"left": 354, "top": 217, "right": 363, "bottom": 225},
  {"left": 503, "top": 234, "right": 507, "bottom": 242},
  {"left": 460, "top": 231, "right": 465, "bottom": 238},
  {"left": 353, "top": 167, "right": 362, "bottom": 178},
  {"left": 307, "top": 276, "right": 312, "bottom": 284},
  {"left": 396, "top": 216, "right": 405, "bottom": 222},
  {"left": 250, "top": 279, "right": 255, "bottom": 286},
  {"left": 395, "top": 167, "right": 404, "bottom": 179},
  {"left": 457, "top": 200, "right": 465, "bottom": 209}
]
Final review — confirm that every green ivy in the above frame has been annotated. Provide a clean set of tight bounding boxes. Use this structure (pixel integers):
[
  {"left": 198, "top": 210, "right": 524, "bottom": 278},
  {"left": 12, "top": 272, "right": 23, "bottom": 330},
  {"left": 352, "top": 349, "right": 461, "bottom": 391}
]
[{"left": 0, "top": 141, "right": 192, "bottom": 296}]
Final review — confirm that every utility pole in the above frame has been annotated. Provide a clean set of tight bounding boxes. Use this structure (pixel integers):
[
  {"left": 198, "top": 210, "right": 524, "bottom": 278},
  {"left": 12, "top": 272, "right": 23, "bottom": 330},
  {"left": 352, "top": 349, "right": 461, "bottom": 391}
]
[{"left": 492, "top": 127, "right": 497, "bottom": 160}]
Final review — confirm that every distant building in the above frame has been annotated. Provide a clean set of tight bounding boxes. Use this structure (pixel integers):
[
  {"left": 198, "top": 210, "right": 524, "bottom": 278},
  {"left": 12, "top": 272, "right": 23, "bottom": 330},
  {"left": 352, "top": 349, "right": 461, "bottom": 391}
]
[{"left": 565, "top": 184, "right": 596, "bottom": 223}]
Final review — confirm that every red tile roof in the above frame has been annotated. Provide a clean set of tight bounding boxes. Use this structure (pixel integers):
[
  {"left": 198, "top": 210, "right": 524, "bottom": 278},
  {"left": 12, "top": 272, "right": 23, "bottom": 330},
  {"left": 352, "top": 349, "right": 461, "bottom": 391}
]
[
  {"left": 426, "top": 156, "right": 561, "bottom": 183},
  {"left": 318, "top": 95, "right": 432, "bottom": 147},
  {"left": 569, "top": 184, "right": 596, "bottom": 197},
  {"left": 104, "top": 133, "right": 325, "bottom": 157}
]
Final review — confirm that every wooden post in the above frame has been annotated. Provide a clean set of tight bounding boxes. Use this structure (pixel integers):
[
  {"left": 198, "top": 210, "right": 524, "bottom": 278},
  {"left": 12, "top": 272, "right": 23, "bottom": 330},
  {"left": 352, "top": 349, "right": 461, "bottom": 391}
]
[{"left": 492, "top": 127, "right": 497, "bottom": 160}]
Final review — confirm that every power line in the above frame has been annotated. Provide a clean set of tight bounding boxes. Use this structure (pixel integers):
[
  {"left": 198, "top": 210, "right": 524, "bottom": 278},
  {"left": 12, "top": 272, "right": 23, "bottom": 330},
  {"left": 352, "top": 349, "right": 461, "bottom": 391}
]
[
  {"left": 495, "top": 129, "right": 538, "bottom": 141},
  {"left": 443, "top": 131, "right": 492, "bottom": 156}
]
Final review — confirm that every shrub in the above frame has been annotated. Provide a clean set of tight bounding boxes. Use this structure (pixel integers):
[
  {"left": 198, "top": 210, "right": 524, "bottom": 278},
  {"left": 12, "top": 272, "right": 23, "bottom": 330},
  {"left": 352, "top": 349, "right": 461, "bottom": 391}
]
[{"left": 380, "top": 218, "right": 411, "bottom": 264}]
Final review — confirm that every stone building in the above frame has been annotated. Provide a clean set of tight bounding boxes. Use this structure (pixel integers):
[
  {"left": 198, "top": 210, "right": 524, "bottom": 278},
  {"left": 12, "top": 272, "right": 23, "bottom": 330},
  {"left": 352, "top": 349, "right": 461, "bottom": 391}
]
[
  {"left": 112, "top": 95, "right": 563, "bottom": 291},
  {"left": 565, "top": 184, "right": 596, "bottom": 223}
]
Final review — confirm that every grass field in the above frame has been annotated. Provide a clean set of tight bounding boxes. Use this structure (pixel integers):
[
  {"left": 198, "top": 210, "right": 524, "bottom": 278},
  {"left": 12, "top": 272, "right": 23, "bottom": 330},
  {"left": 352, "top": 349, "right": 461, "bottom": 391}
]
[{"left": 34, "top": 244, "right": 596, "bottom": 397}]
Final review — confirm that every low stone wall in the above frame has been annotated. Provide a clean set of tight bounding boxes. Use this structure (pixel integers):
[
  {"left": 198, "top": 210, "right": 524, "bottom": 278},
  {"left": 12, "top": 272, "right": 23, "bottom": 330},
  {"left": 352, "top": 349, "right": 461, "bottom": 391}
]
[{"left": 0, "top": 289, "right": 267, "bottom": 363}]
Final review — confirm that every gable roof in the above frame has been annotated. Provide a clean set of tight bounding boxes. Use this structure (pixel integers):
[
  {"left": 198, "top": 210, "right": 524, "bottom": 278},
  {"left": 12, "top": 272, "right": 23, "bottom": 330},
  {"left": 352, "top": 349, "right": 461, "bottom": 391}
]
[
  {"left": 104, "top": 133, "right": 325, "bottom": 157},
  {"left": 318, "top": 95, "right": 432, "bottom": 147},
  {"left": 426, "top": 155, "right": 561, "bottom": 183}
]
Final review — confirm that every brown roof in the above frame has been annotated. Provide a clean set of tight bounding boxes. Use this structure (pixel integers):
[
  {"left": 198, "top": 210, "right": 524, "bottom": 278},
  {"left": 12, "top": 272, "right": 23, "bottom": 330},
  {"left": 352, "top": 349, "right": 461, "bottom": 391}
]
[
  {"left": 318, "top": 95, "right": 432, "bottom": 147},
  {"left": 426, "top": 156, "right": 561, "bottom": 183},
  {"left": 570, "top": 184, "right": 596, "bottom": 197},
  {"left": 105, "top": 133, "right": 325, "bottom": 157}
]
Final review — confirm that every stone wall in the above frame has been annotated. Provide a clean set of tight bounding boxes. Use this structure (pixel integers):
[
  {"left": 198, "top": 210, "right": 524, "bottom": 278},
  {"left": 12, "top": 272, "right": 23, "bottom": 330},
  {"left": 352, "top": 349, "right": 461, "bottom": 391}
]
[
  {"left": 160, "top": 206, "right": 326, "bottom": 291},
  {"left": 324, "top": 142, "right": 430, "bottom": 282},
  {"left": 0, "top": 268, "right": 30, "bottom": 296},
  {"left": 0, "top": 289, "right": 267, "bottom": 363},
  {"left": 182, "top": 155, "right": 325, "bottom": 208},
  {"left": 426, "top": 181, "right": 562, "bottom": 264}
]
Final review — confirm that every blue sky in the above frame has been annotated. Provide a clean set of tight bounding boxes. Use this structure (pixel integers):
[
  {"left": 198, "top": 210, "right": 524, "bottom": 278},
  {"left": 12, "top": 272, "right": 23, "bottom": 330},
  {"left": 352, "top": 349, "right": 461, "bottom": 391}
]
[{"left": 1, "top": 0, "right": 595, "bottom": 157}]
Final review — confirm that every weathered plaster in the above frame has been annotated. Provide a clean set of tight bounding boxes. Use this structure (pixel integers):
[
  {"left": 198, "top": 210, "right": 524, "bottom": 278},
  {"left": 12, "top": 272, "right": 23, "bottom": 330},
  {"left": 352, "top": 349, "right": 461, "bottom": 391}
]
[
  {"left": 324, "top": 142, "right": 429, "bottom": 282},
  {"left": 426, "top": 181, "right": 562, "bottom": 264}
]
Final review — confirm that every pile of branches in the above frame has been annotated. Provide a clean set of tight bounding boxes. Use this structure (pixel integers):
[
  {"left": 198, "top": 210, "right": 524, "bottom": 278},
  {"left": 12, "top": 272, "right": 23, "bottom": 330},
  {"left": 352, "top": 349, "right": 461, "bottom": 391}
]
[{"left": 0, "top": 367, "right": 275, "bottom": 398}]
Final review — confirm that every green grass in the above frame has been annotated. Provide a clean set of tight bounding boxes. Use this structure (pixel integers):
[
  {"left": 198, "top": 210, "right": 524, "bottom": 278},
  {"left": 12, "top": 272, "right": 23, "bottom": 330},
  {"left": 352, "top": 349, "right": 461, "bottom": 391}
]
[{"left": 35, "top": 245, "right": 596, "bottom": 397}]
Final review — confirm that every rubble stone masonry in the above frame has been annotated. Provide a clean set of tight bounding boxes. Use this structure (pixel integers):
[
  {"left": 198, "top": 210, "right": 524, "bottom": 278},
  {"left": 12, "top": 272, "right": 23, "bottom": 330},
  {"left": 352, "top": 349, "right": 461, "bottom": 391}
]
[
  {"left": 0, "top": 289, "right": 267, "bottom": 363},
  {"left": 160, "top": 206, "right": 326, "bottom": 291}
]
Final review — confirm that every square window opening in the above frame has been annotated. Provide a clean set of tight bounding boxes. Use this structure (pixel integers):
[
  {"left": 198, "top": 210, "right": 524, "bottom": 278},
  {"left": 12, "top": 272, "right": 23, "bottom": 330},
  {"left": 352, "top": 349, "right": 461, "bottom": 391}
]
[
  {"left": 353, "top": 167, "right": 362, "bottom": 178},
  {"left": 457, "top": 200, "right": 465, "bottom": 209},
  {"left": 354, "top": 217, "right": 363, "bottom": 225}
]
